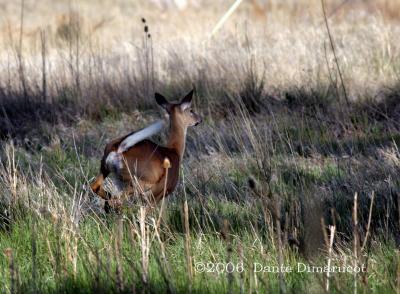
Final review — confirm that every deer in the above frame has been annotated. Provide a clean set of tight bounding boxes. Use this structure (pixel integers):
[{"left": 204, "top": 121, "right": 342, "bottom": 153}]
[{"left": 90, "top": 89, "right": 202, "bottom": 212}]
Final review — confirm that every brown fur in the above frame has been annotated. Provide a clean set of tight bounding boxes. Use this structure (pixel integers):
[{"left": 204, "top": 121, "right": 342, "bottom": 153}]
[{"left": 90, "top": 89, "right": 201, "bottom": 209}]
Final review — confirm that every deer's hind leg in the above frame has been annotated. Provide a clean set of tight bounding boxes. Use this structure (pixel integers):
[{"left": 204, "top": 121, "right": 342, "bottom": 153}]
[
  {"left": 91, "top": 173, "right": 119, "bottom": 213},
  {"left": 91, "top": 174, "right": 113, "bottom": 200}
]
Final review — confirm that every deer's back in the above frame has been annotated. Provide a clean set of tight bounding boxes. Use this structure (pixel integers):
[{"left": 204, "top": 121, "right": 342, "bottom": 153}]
[{"left": 102, "top": 138, "right": 180, "bottom": 197}]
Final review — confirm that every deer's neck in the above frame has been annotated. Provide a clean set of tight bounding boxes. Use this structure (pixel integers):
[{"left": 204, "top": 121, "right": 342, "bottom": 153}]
[{"left": 167, "top": 119, "right": 187, "bottom": 160}]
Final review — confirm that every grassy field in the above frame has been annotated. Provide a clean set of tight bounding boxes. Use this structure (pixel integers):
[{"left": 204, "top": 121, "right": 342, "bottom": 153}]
[{"left": 0, "top": 0, "right": 400, "bottom": 293}]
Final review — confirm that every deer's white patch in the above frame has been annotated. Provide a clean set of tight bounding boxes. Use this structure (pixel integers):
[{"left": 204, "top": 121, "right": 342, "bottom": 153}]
[
  {"left": 106, "top": 151, "right": 123, "bottom": 173},
  {"left": 117, "top": 120, "right": 165, "bottom": 153}
]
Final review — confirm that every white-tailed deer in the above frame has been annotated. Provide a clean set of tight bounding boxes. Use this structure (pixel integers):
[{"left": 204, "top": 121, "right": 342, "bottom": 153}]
[{"left": 90, "top": 89, "right": 201, "bottom": 211}]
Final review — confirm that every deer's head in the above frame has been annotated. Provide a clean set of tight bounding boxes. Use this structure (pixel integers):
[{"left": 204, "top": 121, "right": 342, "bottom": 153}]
[{"left": 155, "top": 89, "right": 202, "bottom": 128}]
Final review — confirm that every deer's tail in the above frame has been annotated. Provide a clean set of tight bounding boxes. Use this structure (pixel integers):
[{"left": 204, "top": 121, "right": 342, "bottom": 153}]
[{"left": 117, "top": 120, "right": 165, "bottom": 153}]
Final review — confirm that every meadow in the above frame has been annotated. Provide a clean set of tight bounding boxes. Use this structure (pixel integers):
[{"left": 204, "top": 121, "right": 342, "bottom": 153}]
[{"left": 0, "top": 0, "right": 399, "bottom": 293}]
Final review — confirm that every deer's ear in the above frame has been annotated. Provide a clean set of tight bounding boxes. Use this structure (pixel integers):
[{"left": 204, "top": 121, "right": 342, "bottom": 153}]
[
  {"left": 155, "top": 93, "right": 171, "bottom": 112},
  {"left": 180, "top": 89, "right": 194, "bottom": 110}
]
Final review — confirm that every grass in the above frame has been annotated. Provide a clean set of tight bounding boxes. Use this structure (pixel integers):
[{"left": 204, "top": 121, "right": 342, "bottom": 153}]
[
  {"left": 0, "top": 205, "right": 398, "bottom": 293},
  {"left": 1, "top": 0, "right": 400, "bottom": 293}
]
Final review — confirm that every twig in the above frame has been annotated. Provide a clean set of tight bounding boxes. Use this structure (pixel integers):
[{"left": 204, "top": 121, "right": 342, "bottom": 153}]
[
  {"left": 209, "top": 0, "right": 243, "bottom": 39},
  {"left": 17, "top": 0, "right": 27, "bottom": 100},
  {"left": 182, "top": 169, "right": 193, "bottom": 290},
  {"left": 361, "top": 192, "right": 375, "bottom": 251},
  {"left": 152, "top": 218, "right": 175, "bottom": 294},
  {"left": 275, "top": 198, "right": 286, "bottom": 294},
  {"left": 40, "top": 30, "right": 47, "bottom": 103},
  {"left": 326, "top": 225, "right": 336, "bottom": 292},
  {"left": 115, "top": 217, "right": 124, "bottom": 292},
  {"left": 352, "top": 192, "right": 359, "bottom": 294},
  {"left": 321, "top": 0, "right": 349, "bottom": 107},
  {"left": 139, "top": 207, "right": 149, "bottom": 285},
  {"left": 183, "top": 199, "right": 193, "bottom": 289},
  {"left": 156, "top": 158, "right": 171, "bottom": 229}
]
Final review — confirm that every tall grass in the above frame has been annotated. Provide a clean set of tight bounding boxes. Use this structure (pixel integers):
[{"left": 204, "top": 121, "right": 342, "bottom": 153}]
[{"left": 0, "top": 0, "right": 400, "bottom": 292}]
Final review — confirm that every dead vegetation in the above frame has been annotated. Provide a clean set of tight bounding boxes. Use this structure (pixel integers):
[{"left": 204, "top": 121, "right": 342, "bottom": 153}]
[{"left": 0, "top": 0, "right": 400, "bottom": 292}]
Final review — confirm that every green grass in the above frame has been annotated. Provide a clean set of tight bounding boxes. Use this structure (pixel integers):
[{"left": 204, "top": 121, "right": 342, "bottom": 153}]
[
  {"left": 0, "top": 209, "right": 398, "bottom": 293},
  {"left": 0, "top": 211, "right": 398, "bottom": 293},
  {"left": 1, "top": 1, "right": 400, "bottom": 291},
  {"left": 1, "top": 102, "right": 399, "bottom": 293}
]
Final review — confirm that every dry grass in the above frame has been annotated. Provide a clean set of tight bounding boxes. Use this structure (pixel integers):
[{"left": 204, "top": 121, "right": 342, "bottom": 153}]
[
  {"left": 0, "top": 0, "right": 400, "bottom": 293},
  {"left": 1, "top": 1, "right": 400, "bottom": 115},
  {"left": 0, "top": 1, "right": 400, "bottom": 136}
]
